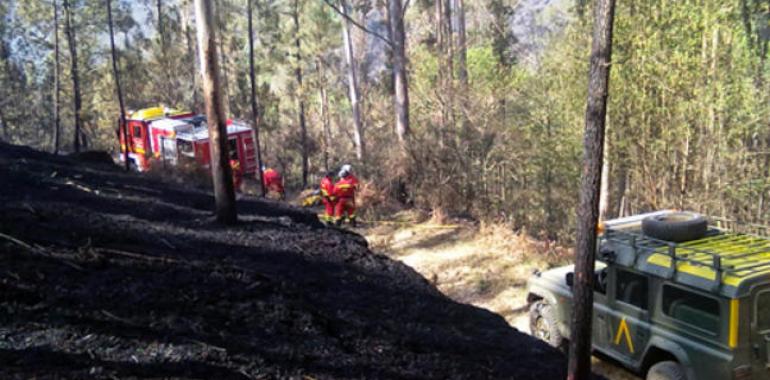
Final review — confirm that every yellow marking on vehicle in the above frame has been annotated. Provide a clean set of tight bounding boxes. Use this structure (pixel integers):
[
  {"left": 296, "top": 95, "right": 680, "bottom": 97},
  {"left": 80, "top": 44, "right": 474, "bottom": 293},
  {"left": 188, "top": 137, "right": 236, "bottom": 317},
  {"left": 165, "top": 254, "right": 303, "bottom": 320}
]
[
  {"left": 614, "top": 317, "right": 635, "bottom": 353},
  {"left": 729, "top": 298, "right": 739, "bottom": 349}
]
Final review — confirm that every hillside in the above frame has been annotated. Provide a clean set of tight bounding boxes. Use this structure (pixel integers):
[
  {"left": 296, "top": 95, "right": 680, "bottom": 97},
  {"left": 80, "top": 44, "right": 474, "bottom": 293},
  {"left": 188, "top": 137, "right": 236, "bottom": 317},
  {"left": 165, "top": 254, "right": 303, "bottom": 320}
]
[{"left": 0, "top": 143, "right": 566, "bottom": 379}]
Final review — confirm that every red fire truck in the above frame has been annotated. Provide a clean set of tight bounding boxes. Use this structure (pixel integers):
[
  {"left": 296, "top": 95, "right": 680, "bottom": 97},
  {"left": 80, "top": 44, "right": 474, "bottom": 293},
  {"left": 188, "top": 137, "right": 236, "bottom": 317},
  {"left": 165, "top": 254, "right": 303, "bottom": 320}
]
[{"left": 118, "top": 106, "right": 258, "bottom": 175}]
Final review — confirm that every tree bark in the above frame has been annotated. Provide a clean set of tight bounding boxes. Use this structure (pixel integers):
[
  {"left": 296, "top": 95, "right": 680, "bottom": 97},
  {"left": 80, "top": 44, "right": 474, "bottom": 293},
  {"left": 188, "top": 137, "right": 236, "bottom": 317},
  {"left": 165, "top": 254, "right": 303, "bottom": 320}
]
[
  {"left": 340, "top": 0, "right": 365, "bottom": 163},
  {"left": 247, "top": 0, "right": 266, "bottom": 197},
  {"left": 194, "top": 0, "right": 237, "bottom": 224},
  {"left": 388, "top": 0, "right": 410, "bottom": 145},
  {"left": 107, "top": 0, "right": 129, "bottom": 171},
  {"left": 568, "top": 0, "right": 616, "bottom": 378},
  {"left": 53, "top": 0, "right": 61, "bottom": 154},
  {"left": 293, "top": 0, "right": 308, "bottom": 188},
  {"left": 63, "top": 0, "right": 83, "bottom": 153}
]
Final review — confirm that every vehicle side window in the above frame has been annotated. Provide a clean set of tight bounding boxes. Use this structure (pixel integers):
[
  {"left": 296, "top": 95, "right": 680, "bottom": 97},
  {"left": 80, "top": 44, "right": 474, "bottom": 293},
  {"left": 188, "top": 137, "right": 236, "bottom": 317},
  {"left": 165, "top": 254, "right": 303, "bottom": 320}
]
[
  {"left": 616, "top": 269, "right": 648, "bottom": 310},
  {"left": 178, "top": 141, "right": 194, "bottom": 157},
  {"left": 132, "top": 125, "right": 142, "bottom": 138},
  {"left": 756, "top": 291, "right": 770, "bottom": 332},
  {"left": 662, "top": 285, "right": 720, "bottom": 334}
]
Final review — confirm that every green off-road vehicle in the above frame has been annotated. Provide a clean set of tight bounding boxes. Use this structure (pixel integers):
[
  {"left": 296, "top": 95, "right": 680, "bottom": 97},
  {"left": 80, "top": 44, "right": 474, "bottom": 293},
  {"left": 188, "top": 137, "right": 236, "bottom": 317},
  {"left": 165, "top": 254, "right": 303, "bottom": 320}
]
[{"left": 527, "top": 210, "right": 770, "bottom": 380}]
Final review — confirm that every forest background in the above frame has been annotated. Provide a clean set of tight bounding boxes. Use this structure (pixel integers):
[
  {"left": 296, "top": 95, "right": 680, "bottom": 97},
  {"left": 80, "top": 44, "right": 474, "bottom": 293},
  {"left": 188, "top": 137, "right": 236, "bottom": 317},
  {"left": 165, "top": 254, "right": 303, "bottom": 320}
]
[{"left": 1, "top": 0, "right": 768, "bottom": 242}]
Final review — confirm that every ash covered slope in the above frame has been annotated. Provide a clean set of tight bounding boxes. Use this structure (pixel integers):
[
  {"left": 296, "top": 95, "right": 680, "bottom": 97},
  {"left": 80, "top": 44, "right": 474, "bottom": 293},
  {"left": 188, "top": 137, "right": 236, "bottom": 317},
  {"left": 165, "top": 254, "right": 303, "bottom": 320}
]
[{"left": 0, "top": 143, "right": 565, "bottom": 379}]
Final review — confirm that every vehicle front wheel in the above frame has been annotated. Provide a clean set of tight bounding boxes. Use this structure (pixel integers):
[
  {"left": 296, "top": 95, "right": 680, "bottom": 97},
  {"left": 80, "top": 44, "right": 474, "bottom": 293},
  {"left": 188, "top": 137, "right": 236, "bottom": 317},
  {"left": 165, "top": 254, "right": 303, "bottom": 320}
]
[
  {"left": 646, "top": 361, "right": 686, "bottom": 380},
  {"left": 529, "top": 300, "right": 565, "bottom": 350}
]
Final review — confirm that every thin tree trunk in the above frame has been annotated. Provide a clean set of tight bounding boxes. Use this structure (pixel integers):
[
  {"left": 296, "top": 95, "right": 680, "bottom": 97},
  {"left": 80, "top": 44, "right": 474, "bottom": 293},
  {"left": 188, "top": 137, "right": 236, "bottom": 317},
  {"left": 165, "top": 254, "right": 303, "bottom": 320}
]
[
  {"left": 63, "top": 0, "right": 83, "bottom": 153},
  {"left": 568, "top": 0, "right": 616, "bottom": 378},
  {"left": 340, "top": 0, "right": 365, "bottom": 163},
  {"left": 157, "top": 0, "right": 165, "bottom": 49},
  {"left": 107, "top": 0, "right": 129, "bottom": 171},
  {"left": 182, "top": 0, "right": 199, "bottom": 111},
  {"left": 389, "top": 0, "right": 409, "bottom": 145},
  {"left": 247, "top": 0, "right": 266, "bottom": 197},
  {"left": 455, "top": 0, "right": 467, "bottom": 86},
  {"left": 194, "top": 0, "right": 237, "bottom": 224},
  {"left": 318, "top": 59, "right": 332, "bottom": 172},
  {"left": 293, "top": 0, "right": 308, "bottom": 188},
  {"left": 53, "top": 0, "right": 61, "bottom": 154},
  {"left": 599, "top": 123, "right": 610, "bottom": 220}
]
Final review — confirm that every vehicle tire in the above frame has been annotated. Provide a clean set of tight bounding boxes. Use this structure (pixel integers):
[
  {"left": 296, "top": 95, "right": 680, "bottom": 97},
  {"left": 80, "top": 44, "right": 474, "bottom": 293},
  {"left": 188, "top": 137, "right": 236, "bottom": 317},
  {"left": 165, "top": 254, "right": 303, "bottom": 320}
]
[
  {"left": 529, "top": 300, "right": 565, "bottom": 350},
  {"left": 642, "top": 211, "right": 708, "bottom": 242},
  {"left": 646, "top": 361, "right": 686, "bottom": 380}
]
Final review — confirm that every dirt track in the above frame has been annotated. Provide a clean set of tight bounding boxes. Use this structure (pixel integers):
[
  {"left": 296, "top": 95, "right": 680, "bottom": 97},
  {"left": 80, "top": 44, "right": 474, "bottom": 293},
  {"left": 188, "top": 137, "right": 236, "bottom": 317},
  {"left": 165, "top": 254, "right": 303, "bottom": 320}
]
[{"left": 0, "top": 143, "right": 567, "bottom": 379}]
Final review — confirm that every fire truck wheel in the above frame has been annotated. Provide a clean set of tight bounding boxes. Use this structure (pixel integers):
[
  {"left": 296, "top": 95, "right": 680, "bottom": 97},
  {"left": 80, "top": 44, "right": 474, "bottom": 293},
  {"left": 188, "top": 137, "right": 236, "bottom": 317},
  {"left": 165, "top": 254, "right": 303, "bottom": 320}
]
[{"left": 641, "top": 211, "right": 707, "bottom": 243}]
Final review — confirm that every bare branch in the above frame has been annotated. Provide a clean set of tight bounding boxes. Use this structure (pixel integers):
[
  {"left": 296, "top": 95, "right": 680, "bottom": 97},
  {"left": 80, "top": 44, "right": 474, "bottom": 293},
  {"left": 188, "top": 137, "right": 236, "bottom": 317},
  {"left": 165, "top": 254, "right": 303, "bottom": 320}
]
[{"left": 322, "top": 0, "right": 393, "bottom": 47}]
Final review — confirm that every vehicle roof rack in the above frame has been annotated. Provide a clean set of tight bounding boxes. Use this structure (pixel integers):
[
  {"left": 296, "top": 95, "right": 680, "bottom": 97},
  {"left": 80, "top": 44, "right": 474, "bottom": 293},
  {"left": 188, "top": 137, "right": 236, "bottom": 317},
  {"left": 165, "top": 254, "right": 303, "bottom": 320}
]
[{"left": 600, "top": 213, "right": 770, "bottom": 294}]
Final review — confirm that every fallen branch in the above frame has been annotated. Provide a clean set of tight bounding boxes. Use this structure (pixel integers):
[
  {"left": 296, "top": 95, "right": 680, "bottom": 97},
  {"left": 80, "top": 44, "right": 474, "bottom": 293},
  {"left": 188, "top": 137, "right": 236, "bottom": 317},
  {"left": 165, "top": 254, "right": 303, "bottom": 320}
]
[
  {"left": 0, "top": 232, "right": 85, "bottom": 271},
  {"left": 101, "top": 309, "right": 137, "bottom": 326}
]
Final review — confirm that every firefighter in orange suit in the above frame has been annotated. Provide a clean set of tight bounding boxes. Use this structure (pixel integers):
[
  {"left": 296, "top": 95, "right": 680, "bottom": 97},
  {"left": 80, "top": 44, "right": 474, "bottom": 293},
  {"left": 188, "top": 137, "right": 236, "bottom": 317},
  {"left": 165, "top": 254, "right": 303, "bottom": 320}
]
[
  {"left": 320, "top": 171, "right": 336, "bottom": 223},
  {"left": 230, "top": 159, "right": 242, "bottom": 191},
  {"left": 262, "top": 166, "right": 285, "bottom": 199},
  {"left": 333, "top": 164, "right": 359, "bottom": 226}
]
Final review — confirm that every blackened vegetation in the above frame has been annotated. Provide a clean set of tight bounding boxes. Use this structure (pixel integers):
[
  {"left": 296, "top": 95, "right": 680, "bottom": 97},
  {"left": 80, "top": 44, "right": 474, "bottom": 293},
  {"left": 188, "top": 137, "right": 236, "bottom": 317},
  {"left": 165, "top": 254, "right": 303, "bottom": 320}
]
[{"left": 0, "top": 143, "right": 565, "bottom": 379}]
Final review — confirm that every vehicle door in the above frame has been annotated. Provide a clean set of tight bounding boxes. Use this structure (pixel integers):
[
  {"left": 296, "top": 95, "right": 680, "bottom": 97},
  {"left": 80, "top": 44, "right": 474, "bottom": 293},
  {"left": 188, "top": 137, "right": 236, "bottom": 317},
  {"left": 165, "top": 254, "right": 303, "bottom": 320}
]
[
  {"left": 160, "top": 137, "right": 177, "bottom": 166},
  {"left": 129, "top": 121, "right": 148, "bottom": 155},
  {"left": 750, "top": 286, "right": 770, "bottom": 378},
  {"left": 240, "top": 132, "right": 258, "bottom": 174},
  {"left": 605, "top": 268, "right": 652, "bottom": 367}
]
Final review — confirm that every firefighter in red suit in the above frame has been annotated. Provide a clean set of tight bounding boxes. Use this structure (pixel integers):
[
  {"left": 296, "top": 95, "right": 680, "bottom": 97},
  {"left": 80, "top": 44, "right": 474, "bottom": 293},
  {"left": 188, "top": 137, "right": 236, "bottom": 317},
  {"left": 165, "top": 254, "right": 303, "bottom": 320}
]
[
  {"left": 333, "top": 164, "right": 359, "bottom": 226},
  {"left": 262, "top": 166, "right": 285, "bottom": 199},
  {"left": 229, "top": 159, "right": 242, "bottom": 191},
  {"left": 320, "top": 171, "right": 336, "bottom": 223}
]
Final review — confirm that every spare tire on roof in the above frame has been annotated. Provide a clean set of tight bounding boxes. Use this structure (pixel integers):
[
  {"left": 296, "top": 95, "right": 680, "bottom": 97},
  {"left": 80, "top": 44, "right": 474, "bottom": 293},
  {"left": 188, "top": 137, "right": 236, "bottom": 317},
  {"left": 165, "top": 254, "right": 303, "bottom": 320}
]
[{"left": 642, "top": 211, "right": 708, "bottom": 242}]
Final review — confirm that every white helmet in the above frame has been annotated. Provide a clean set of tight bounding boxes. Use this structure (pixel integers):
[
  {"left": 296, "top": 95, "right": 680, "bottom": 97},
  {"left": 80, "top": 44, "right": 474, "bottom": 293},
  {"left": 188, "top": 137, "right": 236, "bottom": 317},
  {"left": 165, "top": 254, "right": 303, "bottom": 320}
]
[{"left": 339, "top": 164, "right": 352, "bottom": 177}]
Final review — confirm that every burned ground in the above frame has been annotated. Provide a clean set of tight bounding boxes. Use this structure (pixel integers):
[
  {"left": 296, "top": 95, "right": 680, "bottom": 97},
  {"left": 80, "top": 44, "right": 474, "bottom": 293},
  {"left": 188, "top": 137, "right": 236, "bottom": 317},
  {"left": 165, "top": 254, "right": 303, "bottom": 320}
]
[{"left": 0, "top": 143, "right": 566, "bottom": 379}]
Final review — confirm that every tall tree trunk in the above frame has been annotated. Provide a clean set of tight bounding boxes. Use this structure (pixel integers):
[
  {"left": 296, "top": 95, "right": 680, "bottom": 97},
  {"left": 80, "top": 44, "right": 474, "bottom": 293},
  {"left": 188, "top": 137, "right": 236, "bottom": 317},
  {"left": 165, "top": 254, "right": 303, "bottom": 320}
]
[
  {"left": 107, "top": 0, "right": 129, "bottom": 171},
  {"left": 455, "top": 0, "right": 467, "bottom": 89},
  {"left": 599, "top": 123, "right": 610, "bottom": 220},
  {"left": 388, "top": 0, "right": 410, "bottom": 146},
  {"left": 340, "top": 0, "right": 365, "bottom": 163},
  {"left": 318, "top": 59, "right": 332, "bottom": 172},
  {"left": 194, "top": 0, "right": 237, "bottom": 224},
  {"left": 247, "top": 0, "right": 266, "bottom": 197},
  {"left": 63, "top": 0, "right": 83, "bottom": 153},
  {"left": 157, "top": 0, "right": 165, "bottom": 49},
  {"left": 388, "top": 0, "right": 411, "bottom": 203},
  {"left": 293, "top": 0, "right": 308, "bottom": 188},
  {"left": 53, "top": 0, "right": 61, "bottom": 154},
  {"left": 182, "top": 0, "right": 200, "bottom": 111},
  {"left": 568, "top": 0, "right": 616, "bottom": 378}
]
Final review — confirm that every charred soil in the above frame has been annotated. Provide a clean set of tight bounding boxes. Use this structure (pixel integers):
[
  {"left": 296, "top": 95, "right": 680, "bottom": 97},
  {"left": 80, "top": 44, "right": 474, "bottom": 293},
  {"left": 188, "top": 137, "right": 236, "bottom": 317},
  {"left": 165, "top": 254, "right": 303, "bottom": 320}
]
[{"left": 0, "top": 143, "right": 565, "bottom": 379}]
